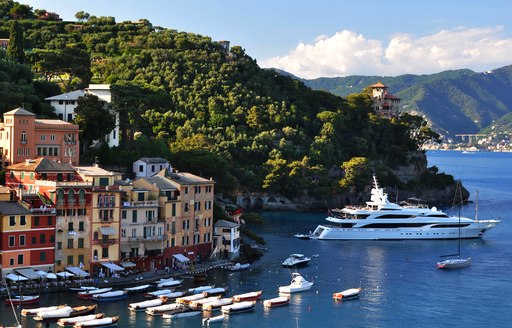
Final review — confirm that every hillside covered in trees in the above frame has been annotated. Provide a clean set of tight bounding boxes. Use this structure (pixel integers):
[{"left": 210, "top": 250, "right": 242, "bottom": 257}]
[{"left": 0, "top": 1, "right": 448, "bottom": 203}]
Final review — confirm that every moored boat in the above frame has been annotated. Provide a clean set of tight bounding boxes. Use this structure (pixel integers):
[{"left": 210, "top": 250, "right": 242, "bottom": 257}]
[
  {"left": 202, "top": 287, "right": 226, "bottom": 297},
  {"left": 294, "top": 233, "right": 311, "bottom": 240},
  {"left": 123, "top": 284, "right": 151, "bottom": 293},
  {"left": 282, "top": 254, "right": 311, "bottom": 267},
  {"left": 332, "top": 287, "right": 361, "bottom": 301},
  {"left": 4, "top": 295, "right": 40, "bottom": 305},
  {"left": 176, "top": 293, "right": 205, "bottom": 304},
  {"left": 91, "top": 290, "right": 127, "bottom": 302},
  {"left": 188, "top": 285, "right": 214, "bottom": 294},
  {"left": 202, "top": 298, "right": 233, "bottom": 311},
  {"left": 145, "top": 289, "right": 186, "bottom": 299},
  {"left": 436, "top": 257, "right": 472, "bottom": 269},
  {"left": 34, "top": 305, "right": 97, "bottom": 322},
  {"left": 162, "top": 307, "right": 201, "bottom": 319},
  {"left": 128, "top": 297, "right": 168, "bottom": 311},
  {"left": 22, "top": 305, "right": 67, "bottom": 317},
  {"left": 78, "top": 288, "right": 112, "bottom": 299},
  {"left": 156, "top": 278, "right": 183, "bottom": 288},
  {"left": 278, "top": 273, "right": 313, "bottom": 294},
  {"left": 57, "top": 314, "right": 105, "bottom": 327},
  {"left": 69, "top": 286, "right": 98, "bottom": 292},
  {"left": 73, "top": 315, "right": 119, "bottom": 327},
  {"left": 221, "top": 301, "right": 256, "bottom": 314},
  {"left": 232, "top": 290, "right": 262, "bottom": 302},
  {"left": 145, "top": 303, "right": 185, "bottom": 316},
  {"left": 189, "top": 296, "right": 221, "bottom": 310},
  {"left": 202, "top": 314, "right": 227, "bottom": 325},
  {"left": 263, "top": 296, "right": 290, "bottom": 308},
  {"left": 309, "top": 175, "right": 500, "bottom": 240}
]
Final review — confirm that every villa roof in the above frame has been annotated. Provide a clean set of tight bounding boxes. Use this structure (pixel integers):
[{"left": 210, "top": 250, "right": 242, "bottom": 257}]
[
  {"left": 45, "top": 90, "right": 85, "bottom": 101},
  {"left": 3, "top": 107, "right": 35, "bottom": 116},
  {"left": 215, "top": 220, "right": 239, "bottom": 228},
  {"left": 7, "top": 158, "right": 75, "bottom": 172},
  {"left": 369, "top": 81, "right": 387, "bottom": 88}
]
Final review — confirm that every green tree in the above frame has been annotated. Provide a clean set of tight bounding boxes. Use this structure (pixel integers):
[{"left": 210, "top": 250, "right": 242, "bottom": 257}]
[
  {"left": 339, "top": 157, "right": 372, "bottom": 190},
  {"left": 75, "top": 11, "right": 90, "bottom": 22},
  {"left": 73, "top": 94, "right": 115, "bottom": 152},
  {"left": 7, "top": 20, "right": 24, "bottom": 63}
]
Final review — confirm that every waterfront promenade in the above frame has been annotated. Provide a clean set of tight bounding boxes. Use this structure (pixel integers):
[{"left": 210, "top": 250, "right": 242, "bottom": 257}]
[{"left": 1, "top": 259, "right": 230, "bottom": 297}]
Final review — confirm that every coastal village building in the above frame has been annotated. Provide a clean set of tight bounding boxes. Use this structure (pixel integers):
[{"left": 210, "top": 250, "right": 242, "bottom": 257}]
[
  {"left": 212, "top": 219, "right": 241, "bottom": 260},
  {"left": 5, "top": 158, "right": 91, "bottom": 275},
  {"left": 370, "top": 81, "right": 401, "bottom": 119},
  {"left": 117, "top": 183, "right": 164, "bottom": 272},
  {"left": 133, "top": 169, "right": 215, "bottom": 269},
  {"left": 133, "top": 157, "right": 172, "bottom": 178},
  {"left": 45, "top": 84, "right": 120, "bottom": 148},
  {"left": 0, "top": 108, "right": 80, "bottom": 168},
  {"left": 75, "top": 164, "right": 124, "bottom": 277}
]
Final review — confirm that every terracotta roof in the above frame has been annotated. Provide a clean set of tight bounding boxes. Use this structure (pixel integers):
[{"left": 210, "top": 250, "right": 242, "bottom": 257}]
[
  {"left": 7, "top": 158, "right": 75, "bottom": 172},
  {"left": 384, "top": 93, "right": 400, "bottom": 100},
  {"left": 3, "top": 107, "right": 36, "bottom": 116},
  {"left": 369, "top": 81, "right": 387, "bottom": 88}
]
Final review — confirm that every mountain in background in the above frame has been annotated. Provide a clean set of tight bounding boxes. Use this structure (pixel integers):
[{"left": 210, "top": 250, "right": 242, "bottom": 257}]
[{"left": 295, "top": 65, "right": 512, "bottom": 139}]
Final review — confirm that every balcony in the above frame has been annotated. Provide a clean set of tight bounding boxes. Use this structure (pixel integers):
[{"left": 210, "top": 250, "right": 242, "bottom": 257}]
[
  {"left": 128, "top": 235, "right": 163, "bottom": 242},
  {"left": 92, "top": 238, "right": 118, "bottom": 245},
  {"left": 122, "top": 200, "right": 159, "bottom": 208}
]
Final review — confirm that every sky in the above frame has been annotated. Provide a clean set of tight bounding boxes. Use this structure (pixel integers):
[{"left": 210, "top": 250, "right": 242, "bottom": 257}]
[{"left": 21, "top": 0, "right": 512, "bottom": 79}]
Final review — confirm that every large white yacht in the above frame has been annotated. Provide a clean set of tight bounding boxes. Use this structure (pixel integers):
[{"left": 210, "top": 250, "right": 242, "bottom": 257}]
[{"left": 310, "top": 176, "right": 500, "bottom": 240}]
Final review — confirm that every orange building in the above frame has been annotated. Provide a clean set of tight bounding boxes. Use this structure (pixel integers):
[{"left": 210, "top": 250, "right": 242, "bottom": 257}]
[{"left": 0, "top": 107, "right": 80, "bottom": 168}]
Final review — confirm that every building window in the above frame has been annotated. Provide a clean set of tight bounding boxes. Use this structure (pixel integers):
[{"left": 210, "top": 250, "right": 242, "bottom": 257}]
[
  {"left": 40, "top": 234, "right": 46, "bottom": 244},
  {"left": 184, "top": 203, "right": 189, "bottom": 212},
  {"left": 171, "top": 203, "right": 176, "bottom": 216},
  {"left": 132, "top": 210, "right": 137, "bottom": 223},
  {"left": 40, "top": 134, "right": 46, "bottom": 141},
  {"left": 78, "top": 238, "right": 84, "bottom": 248},
  {"left": 182, "top": 235, "right": 189, "bottom": 246},
  {"left": 67, "top": 238, "right": 73, "bottom": 249},
  {"left": 21, "top": 131, "right": 27, "bottom": 143},
  {"left": 40, "top": 252, "right": 46, "bottom": 261},
  {"left": 50, "top": 134, "right": 55, "bottom": 141},
  {"left": 102, "top": 247, "right": 109, "bottom": 258},
  {"left": 195, "top": 186, "right": 201, "bottom": 193},
  {"left": 8, "top": 235, "right": 15, "bottom": 247},
  {"left": 194, "top": 202, "right": 200, "bottom": 211},
  {"left": 17, "top": 254, "right": 24, "bottom": 265},
  {"left": 19, "top": 235, "right": 26, "bottom": 246},
  {"left": 50, "top": 235, "right": 54, "bottom": 243},
  {"left": 67, "top": 255, "right": 73, "bottom": 265},
  {"left": 78, "top": 255, "right": 84, "bottom": 266},
  {"left": 131, "top": 228, "right": 136, "bottom": 238},
  {"left": 138, "top": 165, "right": 143, "bottom": 172},
  {"left": 32, "top": 236, "right": 36, "bottom": 244},
  {"left": 9, "top": 258, "right": 14, "bottom": 266},
  {"left": 47, "top": 216, "right": 52, "bottom": 225},
  {"left": 79, "top": 221, "right": 84, "bottom": 231},
  {"left": 183, "top": 220, "right": 189, "bottom": 230},
  {"left": 9, "top": 216, "right": 15, "bottom": 226},
  {"left": 121, "top": 229, "right": 126, "bottom": 238},
  {"left": 194, "top": 234, "right": 200, "bottom": 244},
  {"left": 185, "top": 187, "right": 189, "bottom": 194},
  {"left": 34, "top": 217, "right": 40, "bottom": 226},
  {"left": 68, "top": 222, "right": 74, "bottom": 231},
  {"left": 57, "top": 241, "right": 62, "bottom": 250}
]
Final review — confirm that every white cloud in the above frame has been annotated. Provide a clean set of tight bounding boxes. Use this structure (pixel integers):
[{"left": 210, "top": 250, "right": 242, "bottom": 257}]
[{"left": 260, "top": 26, "right": 512, "bottom": 79}]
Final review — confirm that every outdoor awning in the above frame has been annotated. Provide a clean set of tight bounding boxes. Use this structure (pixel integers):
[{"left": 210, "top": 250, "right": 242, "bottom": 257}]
[
  {"left": 56, "top": 271, "right": 74, "bottom": 278},
  {"left": 145, "top": 243, "right": 162, "bottom": 251},
  {"left": 16, "top": 268, "right": 40, "bottom": 280},
  {"left": 121, "top": 261, "right": 136, "bottom": 268},
  {"left": 99, "top": 226, "right": 117, "bottom": 235},
  {"left": 46, "top": 272, "right": 57, "bottom": 279},
  {"left": 101, "top": 262, "right": 124, "bottom": 272},
  {"left": 66, "top": 266, "right": 90, "bottom": 277},
  {"left": 120, "top": 244, "right": 131, "bottom": 252},
  {"left": 6, "top": 273, "right": 28, "bottom": 282},
  {"left": 35, "top": 270, "right": 48, "bottom": 277},
  {"left": 173, "top": 254, "right": 190, "bottom": 263}
]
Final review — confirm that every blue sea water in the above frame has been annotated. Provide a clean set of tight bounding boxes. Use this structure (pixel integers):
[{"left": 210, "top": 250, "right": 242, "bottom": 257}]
[{"left": 3, "top": 150, "right": 512, "bottom": 328}]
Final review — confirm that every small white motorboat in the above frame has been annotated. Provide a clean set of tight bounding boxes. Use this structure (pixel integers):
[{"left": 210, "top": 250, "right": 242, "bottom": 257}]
[
  {"left": 124, "top": 284, "right": 151, "bottom": 293},
  {"left": 333, "top": 287, "right": 362, "bottom": 301},
  {"left": 263, "top": 296, "right": 290, "bottom": 308},
  {"left": 221, "top": 301, "right": 256, "bottom": 314},
  {"left": 129, "top": 297, "right": 168, "bottom": 311},
  {"left": 57, "top": 314, "right": 105, "bottom": 327},
  {"left": 22, "top": 305, "right": 67, "bottom": 317},
  {"left": 282, "top": 254, "right": 311, "bottom": 267},
  {"left": 176, "top": 293, "right": 206, "bottom": 304},
  {"left": 202, "top": 314, "right": 227, "bottom": 325},
  {"left": 145, "top": 303, "right": 185, "bottom": 316},
  {"left": 202, "top": 298, "right": 233, "bottom": 311},
  {"left": 78, "top": 287, "right": 112, "bottom": 299},
  {"left": 73, "top": 315, "right": 119, "bottom": 327},
  {"left": 278, "top": 272, "right": 314, "bottom": 294},
  {"left": 91, "top": 290, "right": 127, "bottom": 301},
  {"left": 188, "top": 285, "right": 215, "bottom": 294},
  {"left": 162, "top": 308, "right": 201, "bottom": 319},
  {"left": 189, "top": 296, "right": 221, "bottom": 310},
  {"left": 232, "top": 290, "right": 262, "bottom": 302},
  {"left": 202, "top": 287, "right": 226, "bottom": 297},
  {"left": 294, "top": 233, "right": 311, "bottom": 240},
  {"left": 224, "top": 263, "right": 250, "bottom": 271},
  {"left": 69, "top": 286, "right": 98, "bottom": 292},
  {"left": 157, "top": 279, "right": 183, "bottom": 288}
]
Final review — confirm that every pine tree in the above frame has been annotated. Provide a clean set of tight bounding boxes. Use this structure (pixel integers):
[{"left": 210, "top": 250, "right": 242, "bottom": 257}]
[{"left": 7, "top": 20, "right": 25, "bottom": 63}]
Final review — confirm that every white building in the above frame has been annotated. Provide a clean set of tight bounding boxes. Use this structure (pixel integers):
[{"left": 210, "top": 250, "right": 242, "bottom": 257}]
[
  {"left": 133, "top": 157, "right": 172, "bottom": 178},
  {"left": 45, "top": 84, "right": 120, "bottom": 148},
  {"left": 212, "top": 220, "right": 240, "bottom": 260}
]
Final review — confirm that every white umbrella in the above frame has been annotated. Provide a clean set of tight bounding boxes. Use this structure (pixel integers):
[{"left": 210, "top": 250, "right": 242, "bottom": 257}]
[
  {"left": 46, "top": 273, "right": 57, "bottom": 279},
  {"left": 6, "top": 273, "right": 28, "bottom": 282},
  {"left": 56, "top": 271, "right": 74, "bottom": 278},
  {"left": 35, "top": 270, "right": 48, "bottom": 277}
]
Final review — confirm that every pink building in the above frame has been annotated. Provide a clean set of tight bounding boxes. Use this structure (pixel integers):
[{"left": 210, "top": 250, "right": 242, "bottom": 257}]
[{"left": 0, "top": 108, "right": 80, "bottom": 168}]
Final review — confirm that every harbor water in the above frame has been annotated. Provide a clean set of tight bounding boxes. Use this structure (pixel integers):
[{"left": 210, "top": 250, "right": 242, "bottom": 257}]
[{"left": 2, "top": 150, "right": 511, "bottom": 327}]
